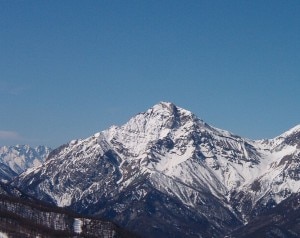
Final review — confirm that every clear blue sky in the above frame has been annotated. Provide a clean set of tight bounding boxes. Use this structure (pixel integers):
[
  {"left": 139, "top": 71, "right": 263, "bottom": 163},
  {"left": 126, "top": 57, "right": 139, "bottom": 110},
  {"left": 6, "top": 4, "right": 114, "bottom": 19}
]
[{"left": 0, "top": 0, "right": 299, "bottom": 147}]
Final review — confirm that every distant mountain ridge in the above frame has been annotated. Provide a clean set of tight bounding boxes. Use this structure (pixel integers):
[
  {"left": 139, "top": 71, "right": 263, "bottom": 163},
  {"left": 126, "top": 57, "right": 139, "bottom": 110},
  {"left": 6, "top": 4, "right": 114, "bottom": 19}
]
[
  {"left": 0, "top": 145, "right": 51, "bottom": 182},
  {"left": 12, "top": 102, "right": 300, "bottom": 237}
]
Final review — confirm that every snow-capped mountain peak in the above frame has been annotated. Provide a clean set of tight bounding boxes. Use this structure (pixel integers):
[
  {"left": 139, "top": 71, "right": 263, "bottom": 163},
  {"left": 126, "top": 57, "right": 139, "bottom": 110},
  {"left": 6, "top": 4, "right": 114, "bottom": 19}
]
[
  {"left": 279, "top": 124, "right": 300, "bottom": 137},
  {"left": 12, "top": 102, "right": 300, "bottom": 238},
  {"left": 102, "top": 102, "right": 202, "bottom": 156}
]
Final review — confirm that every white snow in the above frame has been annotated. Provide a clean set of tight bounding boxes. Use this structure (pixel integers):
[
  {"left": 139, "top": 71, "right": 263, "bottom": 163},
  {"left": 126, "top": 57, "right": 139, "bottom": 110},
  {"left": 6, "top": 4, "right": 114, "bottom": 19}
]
[
  {"left": 73, "top": 218, "right": 83, "bottom": 234},
  {"left": 56, "top": 193, "right": 73, "bottom": 207},
  {"left": 0, "top": 232, "right": 8, "bottom": 238},
  {"left": 276, "top": 124, "right": 300, "bottom": 138}
]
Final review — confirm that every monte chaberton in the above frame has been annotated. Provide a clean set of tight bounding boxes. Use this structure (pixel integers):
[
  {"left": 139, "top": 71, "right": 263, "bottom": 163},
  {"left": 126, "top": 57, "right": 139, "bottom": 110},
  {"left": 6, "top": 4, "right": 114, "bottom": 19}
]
[{"left": 2, "top": 102, "right": 300, "bottom": 237}]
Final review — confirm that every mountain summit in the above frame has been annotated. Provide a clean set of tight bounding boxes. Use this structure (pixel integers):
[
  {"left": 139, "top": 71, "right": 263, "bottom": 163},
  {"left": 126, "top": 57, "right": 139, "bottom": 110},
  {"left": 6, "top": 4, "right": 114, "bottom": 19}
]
[{"left": 13, "top": 102, "right": 300, "bottom": 238}]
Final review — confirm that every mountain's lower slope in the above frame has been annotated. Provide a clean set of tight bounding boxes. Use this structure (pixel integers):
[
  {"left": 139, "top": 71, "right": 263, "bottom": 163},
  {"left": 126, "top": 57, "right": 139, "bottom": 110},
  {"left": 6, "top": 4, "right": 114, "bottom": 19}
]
[
  {"left": 0, "top": 182, "right": 135, "bottom": 238},
  {"left": 0, "top": 145, "right": 51, "bottom": 182},
  {"left": 229, "top": 193, "right": 300, "bottom": 238},
  {"left": 12, "top": 102, "right": 300, "bottom": 237}
]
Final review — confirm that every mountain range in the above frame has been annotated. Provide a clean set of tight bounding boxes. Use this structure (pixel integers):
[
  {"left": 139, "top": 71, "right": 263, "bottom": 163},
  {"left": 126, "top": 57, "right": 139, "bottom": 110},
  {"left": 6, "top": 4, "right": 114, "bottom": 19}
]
[
  {"left": 1, "top": 102, "right": 299, "bottom": 237},
  {"left": 0, "top": 145, "right": 51, "bottom": 183}
]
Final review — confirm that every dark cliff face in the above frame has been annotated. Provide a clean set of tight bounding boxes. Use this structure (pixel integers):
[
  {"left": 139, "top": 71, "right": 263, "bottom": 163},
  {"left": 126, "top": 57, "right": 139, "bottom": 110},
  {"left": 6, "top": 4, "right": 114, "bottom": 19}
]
[
  {"left": 284, "top": 130, "right": 300, "bottom": 147},
  {"left": 0, "top": 164, "right": 17, "bottom": 182},
  {"left": 229, "top": 193, "right": 300, "bottom": 238},
  {"left": 69, "top": 177, "right": 242, "bottom": 238}
]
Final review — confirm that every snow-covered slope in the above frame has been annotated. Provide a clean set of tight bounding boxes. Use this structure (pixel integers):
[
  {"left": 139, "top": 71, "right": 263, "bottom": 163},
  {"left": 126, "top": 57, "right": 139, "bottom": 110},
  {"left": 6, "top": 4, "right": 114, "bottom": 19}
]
[
  {"left": 0, "top": 145, "right": 51, "bottom": 182},
  {"left": 13, "top": 102, "right": 300, "bottom": 237},
  {"left": 231, "top": 125, "right": 300, "bottom": 218}
]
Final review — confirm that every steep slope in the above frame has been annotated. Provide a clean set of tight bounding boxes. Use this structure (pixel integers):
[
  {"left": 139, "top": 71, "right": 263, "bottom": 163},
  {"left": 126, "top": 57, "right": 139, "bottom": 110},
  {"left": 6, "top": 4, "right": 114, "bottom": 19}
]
[
  {"left": 230, "top": 126, "right": 300, "bottom": 219},
  {"left": 0, "top": 145, "right": 51, "bottom": 182},
  {"left": 13, "top": 102, "right": 300, "bottom": 237}
]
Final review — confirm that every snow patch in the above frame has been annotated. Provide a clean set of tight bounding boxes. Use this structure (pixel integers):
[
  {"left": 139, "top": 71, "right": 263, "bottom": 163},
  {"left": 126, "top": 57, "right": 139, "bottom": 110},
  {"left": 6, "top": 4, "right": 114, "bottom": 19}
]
[
  {"left": 56, "top": 193, "right": 72, "bottom": 207},
  {"left": 73, "top": 218, "right": 83, "bottom": 234},
  {"left": 0, "top": 232, "right": 8, "bottom": 238}
]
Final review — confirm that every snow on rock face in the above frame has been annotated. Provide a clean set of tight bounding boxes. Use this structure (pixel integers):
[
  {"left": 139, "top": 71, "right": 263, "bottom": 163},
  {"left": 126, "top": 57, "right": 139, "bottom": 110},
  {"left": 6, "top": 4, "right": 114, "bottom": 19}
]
[
  {"left": 12, "top": 102, "right": 300, "bottom": 237},
  {"left": 103, "top": 102, "right": 200, "bottom": 156}
]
